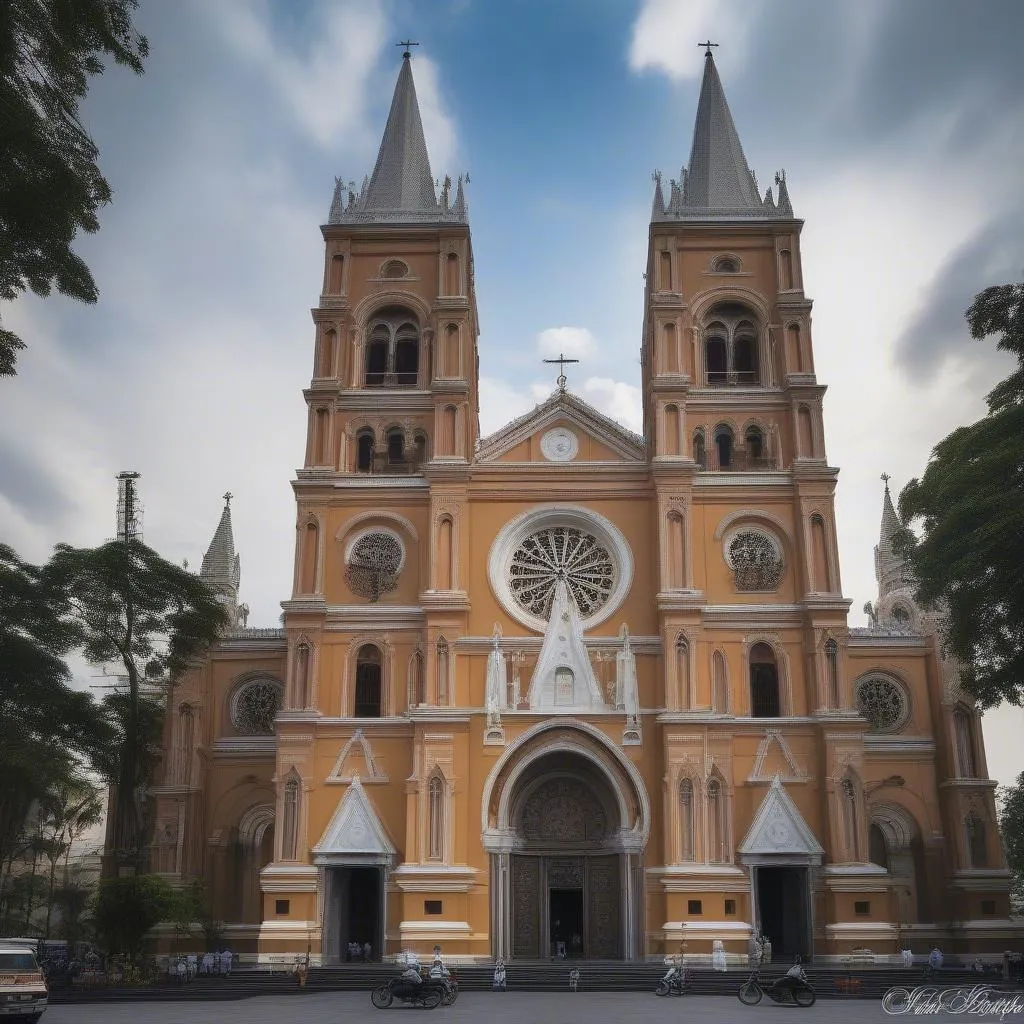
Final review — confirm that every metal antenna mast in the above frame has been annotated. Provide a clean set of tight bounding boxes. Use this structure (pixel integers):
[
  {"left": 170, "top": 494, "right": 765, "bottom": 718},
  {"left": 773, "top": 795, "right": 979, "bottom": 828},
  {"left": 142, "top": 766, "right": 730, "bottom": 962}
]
[{"left": 116, "top": 471, "right": 143, "bottom": 543}]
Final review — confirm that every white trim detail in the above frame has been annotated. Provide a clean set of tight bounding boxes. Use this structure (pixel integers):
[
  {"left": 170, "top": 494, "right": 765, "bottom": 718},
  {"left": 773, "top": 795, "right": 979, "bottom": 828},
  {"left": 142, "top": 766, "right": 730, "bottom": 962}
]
[
  {"left": 738, "top": 776, "right": 823, "bottom": 860},
  {"left": 326, "top": 728, "right": 390, "bottom": 784},
  {"left": 312, "top": 777, "right": 395, "bottom": 865},
  {"left": 746, "top": 729, "right": 809, "bottom": 783}
]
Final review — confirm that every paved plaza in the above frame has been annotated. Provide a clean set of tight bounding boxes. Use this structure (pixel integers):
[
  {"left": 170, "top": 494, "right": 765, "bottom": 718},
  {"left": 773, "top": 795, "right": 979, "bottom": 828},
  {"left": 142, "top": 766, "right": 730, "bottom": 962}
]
[{"left": 40, "top": 989, "right": 1024, "bottom": 1024}]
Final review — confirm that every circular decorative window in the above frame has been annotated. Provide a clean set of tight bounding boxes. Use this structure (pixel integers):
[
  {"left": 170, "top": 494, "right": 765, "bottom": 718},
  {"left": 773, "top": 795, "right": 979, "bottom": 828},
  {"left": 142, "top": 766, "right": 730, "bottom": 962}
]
[
  {"left": 509, "top": 526, "right": 615, "bottom": 619},
  {"left": 488, "top": 506, "right": 633, "bottom": 632},
  {"left": 724, "top": 528, "right": 784, "bottom": 591},
  {"left": 231, "top": 678, "right": 283, "bottom": 735},
  {"left": 540, "top": 428, "right": 579, "bottom": 462},
  {"left": 855, "top": 675, "right": 910, "bottom": 733},
  {"left": 345, "top": 529, "right": 404, "bottom": 602}
]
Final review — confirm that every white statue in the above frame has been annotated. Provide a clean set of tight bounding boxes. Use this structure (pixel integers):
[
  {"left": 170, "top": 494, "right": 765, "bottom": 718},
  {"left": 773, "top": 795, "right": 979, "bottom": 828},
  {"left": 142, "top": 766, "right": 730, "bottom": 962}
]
[
  {"left": 485, "top": 625, "right": 506, "bottom": 742},
  {"left": 618, "top": 625, "right": 641, "bottom": 743},
  {"left": 712, "top": 939, "right": 727, "bottom": 972}
]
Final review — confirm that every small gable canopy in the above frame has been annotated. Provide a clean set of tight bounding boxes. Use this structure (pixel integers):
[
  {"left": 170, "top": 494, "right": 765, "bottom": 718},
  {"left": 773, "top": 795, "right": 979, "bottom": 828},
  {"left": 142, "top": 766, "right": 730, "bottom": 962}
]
[
  {"left": 312, "top": 777, "right": 396, "bottom": 865},
  {"left": 738, "top": 775, "right": 823, "bottom": 863}
]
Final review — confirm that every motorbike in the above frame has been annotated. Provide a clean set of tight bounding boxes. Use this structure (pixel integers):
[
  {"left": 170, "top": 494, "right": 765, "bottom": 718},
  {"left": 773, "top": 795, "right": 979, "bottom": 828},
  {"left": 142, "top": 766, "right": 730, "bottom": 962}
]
[
  {"left": 430, "top": 965, "right": 458, "bottom": 1006},
  {"left": 737, "top": 959, "right": 816, "bottom": 1008},
  {"left": 371, "top": 973, "right": 445, "bottom": 1009},
  {"left": 656, "top": 961, "right": 692, "bottom": 996}
]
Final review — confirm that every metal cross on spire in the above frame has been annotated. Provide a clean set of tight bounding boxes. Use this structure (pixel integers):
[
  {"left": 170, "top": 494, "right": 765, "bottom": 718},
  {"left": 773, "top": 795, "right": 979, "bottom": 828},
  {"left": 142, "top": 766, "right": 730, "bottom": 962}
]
[
  {"left": 698, "top": 39, "right": 719, "bottom": 57},
  {"left": 543, "top": 353, "right": 579, "bottom": 392},
  {"left": 223, "top": 491, "right": 233, "bottom": 505},
  {"left": 880, "top": 473, "right": 891, "bottom": 491},
  {"left": 397, "top": 39, "right": 419, "bottom": 59}
]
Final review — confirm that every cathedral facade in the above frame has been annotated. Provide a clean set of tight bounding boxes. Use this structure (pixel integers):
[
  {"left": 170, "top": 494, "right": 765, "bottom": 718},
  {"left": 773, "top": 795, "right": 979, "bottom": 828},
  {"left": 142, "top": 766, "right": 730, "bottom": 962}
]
[{"left": 149, "top": 51, "right": 1017, "bottom": 962}]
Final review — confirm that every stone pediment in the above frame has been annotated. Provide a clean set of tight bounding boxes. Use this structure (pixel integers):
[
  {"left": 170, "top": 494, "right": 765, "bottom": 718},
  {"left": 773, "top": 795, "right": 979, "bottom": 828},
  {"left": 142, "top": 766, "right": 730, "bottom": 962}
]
[
  {"left": 738, "top": 776, "right": 823, "bottom": 861},
  {"left": 476, "top": 390, "right": 645, "bottom": 464},
  {"left": 312, "top": 777, "right": 395, "bottom": 865}
]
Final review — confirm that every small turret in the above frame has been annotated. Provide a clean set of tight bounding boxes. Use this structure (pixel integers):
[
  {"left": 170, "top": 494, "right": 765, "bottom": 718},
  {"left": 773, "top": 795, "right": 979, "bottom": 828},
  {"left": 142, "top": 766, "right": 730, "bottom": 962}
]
[{"left": 200, "top": 493, "right": 242, "bottom": 626}]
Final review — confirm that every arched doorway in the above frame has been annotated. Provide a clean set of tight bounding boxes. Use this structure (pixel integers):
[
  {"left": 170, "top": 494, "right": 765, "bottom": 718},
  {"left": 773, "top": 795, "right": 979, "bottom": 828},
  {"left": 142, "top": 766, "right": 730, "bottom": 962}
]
[{"left": 483, "top": 724, "right": 649, "bottom": 962}]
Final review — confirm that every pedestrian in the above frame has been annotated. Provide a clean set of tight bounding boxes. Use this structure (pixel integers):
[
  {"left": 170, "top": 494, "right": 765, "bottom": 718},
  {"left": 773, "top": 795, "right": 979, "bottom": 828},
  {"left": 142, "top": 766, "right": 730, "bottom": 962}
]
[
  {"left": 363, "top": 940, "right": 371, "bottom": 961},
  {"left": 220, "top": 948, "right": 233, "bottom": 976}
]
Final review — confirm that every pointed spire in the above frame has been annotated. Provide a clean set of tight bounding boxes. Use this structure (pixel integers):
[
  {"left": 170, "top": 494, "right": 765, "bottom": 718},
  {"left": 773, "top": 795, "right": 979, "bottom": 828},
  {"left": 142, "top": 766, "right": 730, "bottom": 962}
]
[
  {"left": 201, "top": 493, "right": 241, "bottom": 597},
  {"left": 328, "top": 177, "right": 345, "bottom": 222},
  {"left": 654, "top": 50, "right": 792, "bottom": 222},
  {"left": 874, "top": 474, "right": 905, "bottom": 589},
  {"left": 328, "top": 52, "right": 466, "bottom": 225},
  {"left": 651, "top": 172, "right": 665, "bottom": 218},
  {"left": 775, "top": 170, "right": 794, "bottom": 217}
]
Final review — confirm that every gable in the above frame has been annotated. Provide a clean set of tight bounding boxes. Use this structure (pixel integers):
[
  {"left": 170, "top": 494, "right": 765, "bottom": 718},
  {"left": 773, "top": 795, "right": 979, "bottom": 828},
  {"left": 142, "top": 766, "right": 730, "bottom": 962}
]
[
  {"left": 326, "top": 728, "right": 389, "bottom": 784},
  {"left": 738, "top": 776, "right": 823, "bottom": 861},
  {"left": 746, "top": 729, "right": 809, "bottom": 784},
  {"left": 312, "top": 777, "right": 396, "bottom": 865},
  {"left": 477, "top": 391, "right": 645, "bottom": 464}
]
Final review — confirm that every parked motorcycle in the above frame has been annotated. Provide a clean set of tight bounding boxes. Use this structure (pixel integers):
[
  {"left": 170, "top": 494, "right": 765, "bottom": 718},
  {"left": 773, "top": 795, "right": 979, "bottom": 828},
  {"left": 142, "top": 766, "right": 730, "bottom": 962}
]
[
  {"left": 371, "top": 975, "right": 444, "bottom": 1009},
  {"left": 737, "top": 958, "right": 815, "bottom": 1008},
  {"left": 656, "top": 959, "right": 692, "bottom": 996}
]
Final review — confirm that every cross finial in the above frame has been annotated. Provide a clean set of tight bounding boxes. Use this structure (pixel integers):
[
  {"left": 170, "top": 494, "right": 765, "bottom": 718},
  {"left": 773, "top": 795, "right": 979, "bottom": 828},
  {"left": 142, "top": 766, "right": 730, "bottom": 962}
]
[
  {"left": 881, "top": 473, "right": 891, "bottom": 491},
  {"left": 698, "top": 40, "right": 719, "bottom": 57},
  {"left": 223, "top": 491, "right": 233, "bottom": 505},
  {"left": 397, "top": 40, "right": 419, "bottom": 59},
  {"left": 542, "top": 352, "right": 580, "bottom": 392}
]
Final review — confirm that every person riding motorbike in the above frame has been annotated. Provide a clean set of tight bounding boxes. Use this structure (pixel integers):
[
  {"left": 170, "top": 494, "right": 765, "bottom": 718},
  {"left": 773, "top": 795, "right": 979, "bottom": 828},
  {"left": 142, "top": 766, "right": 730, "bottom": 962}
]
[
  {"left": 398, "top": 951, "right": 422, "bottom": 988},
  {"left": 777, "top": 955, "right": 807, "bottom": 991}
]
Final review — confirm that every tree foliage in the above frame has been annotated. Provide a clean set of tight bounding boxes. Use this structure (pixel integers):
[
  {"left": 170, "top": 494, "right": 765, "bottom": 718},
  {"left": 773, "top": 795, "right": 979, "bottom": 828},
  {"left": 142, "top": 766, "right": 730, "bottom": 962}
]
[
  {"left": 0, "top": 0, "right": 148, "bottom": 375},
  {"left": 47, "top": 540, "right": 227, "bottom": 869},
  {"left": 0, "top": 544, "right": 113, "bottom": 872},
  {"left": 897, "top": 281, "right": 1024, "bottom": 707},
  {"left": 93, "top": 874, "right": 174, "bottom": 961}
]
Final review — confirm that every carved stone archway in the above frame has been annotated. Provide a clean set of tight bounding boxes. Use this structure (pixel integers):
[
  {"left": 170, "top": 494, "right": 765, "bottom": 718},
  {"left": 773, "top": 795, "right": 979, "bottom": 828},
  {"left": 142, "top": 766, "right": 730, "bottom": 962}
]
[{"left": 483, "top": 723, "right": 648, "bottom": 962}]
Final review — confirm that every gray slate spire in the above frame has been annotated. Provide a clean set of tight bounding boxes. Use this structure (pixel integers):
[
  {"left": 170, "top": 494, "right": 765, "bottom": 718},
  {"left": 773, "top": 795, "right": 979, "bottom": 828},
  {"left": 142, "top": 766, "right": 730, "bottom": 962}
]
[
  {"left": 653, "top": 51, "right": 793, "bottom": 222},
  {"left": 329, "top": 53, "right": 466, "bottom": 225},
  {"left": 874, "top": 477, "right": 905, "bottom": 591},
  {"left": 201, "top": 494, "right": 241, "bottom": 597}
]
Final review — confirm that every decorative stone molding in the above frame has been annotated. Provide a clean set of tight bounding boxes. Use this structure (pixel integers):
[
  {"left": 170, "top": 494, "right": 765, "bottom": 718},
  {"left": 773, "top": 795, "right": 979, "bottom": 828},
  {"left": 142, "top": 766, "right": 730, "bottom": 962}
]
[
  {"left": 747, "top": 729, "right": 809, "bottom": 783},
  {"left": 326, "top": 728, "right": 389, "bottom": 784}
]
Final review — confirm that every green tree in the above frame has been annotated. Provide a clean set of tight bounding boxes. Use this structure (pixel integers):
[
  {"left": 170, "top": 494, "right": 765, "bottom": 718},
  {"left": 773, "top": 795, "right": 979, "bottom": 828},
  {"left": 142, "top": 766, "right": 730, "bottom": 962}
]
[
  {"left": 0, "top": 0, "right": 148, "bottom": 375},
  {"left": 897, "top": 281, "right": 1024, "bottom": 707},
  {"left": 93, "top": 874, "right": 174, "bottom": 961},
  {"left": 0, "top": 544, "right": 114, "bottom": 877},
  {"left": 999, "top": 771, "right": 1024, "bottom": 915},
  {"left": 47, "top": 540, "right": 227, "bottom": 872}
]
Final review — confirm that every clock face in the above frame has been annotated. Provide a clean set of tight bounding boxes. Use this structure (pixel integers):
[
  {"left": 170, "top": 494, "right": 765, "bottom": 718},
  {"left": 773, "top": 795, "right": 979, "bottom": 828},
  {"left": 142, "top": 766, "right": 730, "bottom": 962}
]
[{"left": 540, "top": 428, "right": 579, "bottom": 463}]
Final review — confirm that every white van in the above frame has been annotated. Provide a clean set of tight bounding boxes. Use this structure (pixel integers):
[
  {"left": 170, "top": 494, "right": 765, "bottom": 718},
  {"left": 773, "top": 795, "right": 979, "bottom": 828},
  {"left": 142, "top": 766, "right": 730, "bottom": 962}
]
[{"left": 0, "top": 945, "right": 47, "bottom": 1021}]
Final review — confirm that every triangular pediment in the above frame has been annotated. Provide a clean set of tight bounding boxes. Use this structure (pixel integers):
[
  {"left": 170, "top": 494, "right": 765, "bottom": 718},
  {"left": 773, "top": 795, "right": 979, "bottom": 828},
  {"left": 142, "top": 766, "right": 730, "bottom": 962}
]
[
  {"left": 738, "top": 776, "right": 824, "bottom": 860},
  {"left": 312, "top": 777, "right": 395, "bottom": 864},
  {"left": 746, "top": 729, "right": 808, "bottom": 784},
  {"left": 326, "top": 728, "right": 389, "bottom": 785},
  {"left": 476, "top": 390, "right": 645, "bottom": 464}
]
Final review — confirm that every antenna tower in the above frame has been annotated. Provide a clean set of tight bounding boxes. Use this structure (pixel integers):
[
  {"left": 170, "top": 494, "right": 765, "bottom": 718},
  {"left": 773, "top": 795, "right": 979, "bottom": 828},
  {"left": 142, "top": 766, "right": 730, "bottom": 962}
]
[{"left": 116, "top": 471, "right": 144, "bottom": 543}]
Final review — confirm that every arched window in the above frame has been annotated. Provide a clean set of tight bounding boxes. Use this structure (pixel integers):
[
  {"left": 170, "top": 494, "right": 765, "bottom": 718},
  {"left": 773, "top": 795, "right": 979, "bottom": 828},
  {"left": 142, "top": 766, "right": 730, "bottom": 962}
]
[
  {"left": 445, "top": 252, "right": 460, "bottom": 295},
  {"left": 381, "top": 259, "right": 408, "bottom": 279},
  {"left": 706, "top": 336, "right": 727, "bottom": 385},
  {"left": 711, "top": 255, "right": 740, "bottom": 273},
  {"left": 779, "top": 249, "right": 794, "bottom": 291},
  {"left": 294, "top": 642, "right": 310, "bottom": 709},
  {"left": 680, "top": 778, "right": 695, "bottom": 861},
  {"left": 842, "top": 775, "right": 859, "bottom": 860},
  {"left": 825, "top": 638, "right": 839, "bottom": 708},
  {"left": 954, "top": 707, "right": 977, "bottom": 778},
  {"left": 299, "top": 520, "right": 318, "bottom": 594},
  {"left": 409, "top": 649, "right": 424, "bottom": 708},
  {"left": 356, "top": 431, "right": 374, "bottom": 473},
  {"left": 428, "top": 773, "right": 445, "bottom": 860},
  {"left": 354, "top": 645, "right": 382, "bottom": 717},
  {"left": 436, "top": 637, "right": 450, "bottom": 705},
  {"left": 412, "top": 431, "right": 428, "bottom": 470},
  {"left": 869, "top": 822, "right": 888, "bottom": 869},
  {"left": 811, "top": 513, "right": 831, "bottom": 591},
  {"left": 693, "top": 429, "right": 707, "bottom": 469},
  {"left": 744, "top": 425, "right": 765, "bottom": 464},
  {"left": 364, "top": 308, "right": 420, "bottom": 388},
  {"left": 714, "top": 425, "right": 733, "bottom": 469},
  {"left": 734, "top": 328, "right": 758, "bottom": 384},
  {"left": 329, "top": 254, "right": 345, "bottom": 292},
  {"left": 965, "top": 814, "right": 987, "bottom": 868},
  {"left": 282, "top": 773, "right": 300, "bottom": 860},
  {"left": 365, "top": 324, "right": 389, "bottom": 386},
  {"left": 750, "top": 642, "right": 781, "bottom": 718},
  {"left": 712, "top": 650, "right": 729, "bottom": 712},
  {"left": 707, "top": 776, "right": 726, "bottom": 863},
  {"left": 387, "top": 428, "right": 406, "bottom": 466},
  {"left": 175, "top": 704, "right": 194, "bottom": 786},
  {"left": 892, "top": 604, "right": 911, "bottom": 626},
  {"left": 797, "top": 405, "right": 814, "bottom": 457}
]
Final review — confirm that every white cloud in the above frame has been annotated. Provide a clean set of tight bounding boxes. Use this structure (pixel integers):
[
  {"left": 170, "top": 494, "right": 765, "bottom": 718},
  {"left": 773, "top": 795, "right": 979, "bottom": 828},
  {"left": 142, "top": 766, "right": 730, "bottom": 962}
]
[
  {"left": 628, "top": 0, "right": 761, "bottom": 80},
  {"left": 212, "top": 0, "right": 388, "bottom": 148},
  {"left": 478, "top": 378, "right": 538, "bottom": 436},
  {"left": 536, "top": 326, "right": 598, "bottom": 360},
  {"left": 413, "top": 55, "right": 460, "bottom": 179},
  {"left": 581, "top": 378, "right": 643, "bottom": 434}
]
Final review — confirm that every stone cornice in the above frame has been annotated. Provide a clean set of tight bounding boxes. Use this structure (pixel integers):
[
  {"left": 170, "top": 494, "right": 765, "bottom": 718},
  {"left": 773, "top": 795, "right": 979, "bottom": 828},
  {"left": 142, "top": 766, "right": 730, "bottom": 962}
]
[
  {"left": 453, "top": 634, "right": 661, "bottom": 654},
  {"left": 863, "top": 735, "right": 936, "bottom": 757},
  {"left": 693, "top": 471, "right": 792, "bottom": 487}
]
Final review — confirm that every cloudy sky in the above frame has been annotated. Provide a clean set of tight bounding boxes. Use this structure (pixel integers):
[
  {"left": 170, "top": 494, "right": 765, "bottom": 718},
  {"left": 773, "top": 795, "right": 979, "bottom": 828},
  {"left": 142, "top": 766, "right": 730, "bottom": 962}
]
[{"left": 3, "top": 0, "right": 1023, "bottom": 785}]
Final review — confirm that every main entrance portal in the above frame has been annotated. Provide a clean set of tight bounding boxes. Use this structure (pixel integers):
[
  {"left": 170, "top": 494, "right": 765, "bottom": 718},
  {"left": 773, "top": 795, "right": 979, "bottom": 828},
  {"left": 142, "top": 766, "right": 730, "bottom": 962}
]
[
  {"left": 754, "top": 865, "right": 810, "bottom": 960},
  {"left": 498, "top": 750, "right": 632, "bottom": 960},
  {"left": 323, "top": 865, "right": 384, "bottom": 962}
]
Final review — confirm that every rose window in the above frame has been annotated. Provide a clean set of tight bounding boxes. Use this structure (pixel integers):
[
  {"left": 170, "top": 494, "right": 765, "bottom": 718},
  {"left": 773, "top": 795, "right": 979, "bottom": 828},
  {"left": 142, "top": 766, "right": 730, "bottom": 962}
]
[
  {"left": 231, "top": 679, "right": 283, "bottom": 735},
  {"left": 727, "top": 530, "right": 784, "bottom": 591},
  {"left": 855, "top": 676, "right": 910, "bottom": 733},
  {"left": 345, "top": 531, "right": 403, "bottom": 602},
  {"left": 508, "top": 526, "right": 615, "bottom": 619}
]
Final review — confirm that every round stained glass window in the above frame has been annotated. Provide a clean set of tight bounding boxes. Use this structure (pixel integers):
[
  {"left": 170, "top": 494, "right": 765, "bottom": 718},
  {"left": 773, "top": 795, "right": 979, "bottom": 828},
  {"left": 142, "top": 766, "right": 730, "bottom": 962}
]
[
  {"left": 231, "top": 679, "right": 283, "bottom": 735},
  {"left": 508, "top": 526, "right": 615, "bottom": 619},
  {"left": 855, "top": 675, "right": 910, "bottom": 733},
  {"left": 345, "top": 530, "right": 403, "bottom": 602}
]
